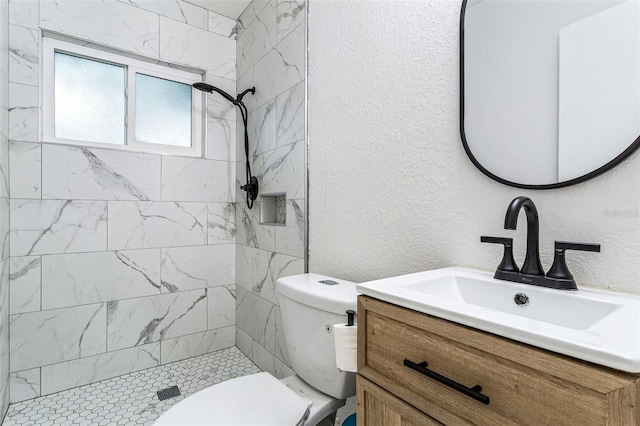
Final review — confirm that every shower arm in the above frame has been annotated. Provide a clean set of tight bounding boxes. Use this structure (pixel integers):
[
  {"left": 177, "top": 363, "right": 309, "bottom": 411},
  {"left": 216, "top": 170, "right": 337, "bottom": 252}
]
[
  {"left": 236, "top": 88, "right": 255, "bottom": 104},
  {"left": 193, "top": 82, "right": 258, "bottom": 209}
]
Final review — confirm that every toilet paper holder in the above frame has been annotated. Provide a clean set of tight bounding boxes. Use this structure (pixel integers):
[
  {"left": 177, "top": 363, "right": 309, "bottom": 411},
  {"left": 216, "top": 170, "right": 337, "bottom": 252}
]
[
  {"left": 334, "top": 310, "right": 358, "bottom": 373},
  {"left": 346, "top": 310, "right": 355, "bottom": 326}
]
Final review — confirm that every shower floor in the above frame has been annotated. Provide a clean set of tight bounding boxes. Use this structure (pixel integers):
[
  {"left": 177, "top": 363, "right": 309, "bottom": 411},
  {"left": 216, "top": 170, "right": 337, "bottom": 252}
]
[{"left": 2, "top": 347, "right": 261, "bottom": 426}]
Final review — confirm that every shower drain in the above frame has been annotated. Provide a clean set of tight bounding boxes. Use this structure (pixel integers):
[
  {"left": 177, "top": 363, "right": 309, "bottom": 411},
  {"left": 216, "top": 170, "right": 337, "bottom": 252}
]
[{"left": 157, "top": 385, "right": 181, "bottom": 401}]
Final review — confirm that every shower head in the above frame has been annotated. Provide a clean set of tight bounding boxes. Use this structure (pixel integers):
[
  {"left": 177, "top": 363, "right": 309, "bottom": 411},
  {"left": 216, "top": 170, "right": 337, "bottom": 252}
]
[
  {"left": 193, "top": 80, "right": 258, "bottom": 209},
  {"left": 192, "top": 82, "right": 236, "bottom": 104}
]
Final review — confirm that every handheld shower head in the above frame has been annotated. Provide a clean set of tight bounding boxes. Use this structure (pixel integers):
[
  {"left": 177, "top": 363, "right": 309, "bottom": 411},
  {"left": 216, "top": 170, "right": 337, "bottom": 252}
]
[
  {"left": 192, "top": 82, "right": 236, "bottom": 104},
  {"left": 192, "top": 82, "right": 214, "bottom": 92},
  {"left": 193, "top": 81, "right": 259, "bottom": 208}
]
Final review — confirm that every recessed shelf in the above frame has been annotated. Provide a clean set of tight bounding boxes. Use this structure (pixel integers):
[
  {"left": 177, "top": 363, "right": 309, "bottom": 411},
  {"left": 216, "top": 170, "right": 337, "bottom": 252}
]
[{"left": 260, "top": 193, "right": 286, "bottom": 226}]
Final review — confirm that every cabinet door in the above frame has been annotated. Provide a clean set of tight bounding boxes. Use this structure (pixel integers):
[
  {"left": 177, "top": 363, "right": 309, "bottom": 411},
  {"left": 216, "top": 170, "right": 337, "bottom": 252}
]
[{"left": 357, "top": 375, "right": 442, "bottom": 426}]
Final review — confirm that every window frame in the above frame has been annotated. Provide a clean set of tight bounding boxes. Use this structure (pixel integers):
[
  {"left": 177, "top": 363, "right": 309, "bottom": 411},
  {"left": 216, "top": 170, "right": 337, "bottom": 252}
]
[{"left": 42, "top": 37, "right": 204, "bottom": 157}]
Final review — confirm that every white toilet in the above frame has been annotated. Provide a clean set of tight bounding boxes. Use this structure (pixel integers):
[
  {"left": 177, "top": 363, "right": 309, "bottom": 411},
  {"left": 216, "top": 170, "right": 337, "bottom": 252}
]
[{"left": 154, "top": 273, "right": 358, "bottom": 426}]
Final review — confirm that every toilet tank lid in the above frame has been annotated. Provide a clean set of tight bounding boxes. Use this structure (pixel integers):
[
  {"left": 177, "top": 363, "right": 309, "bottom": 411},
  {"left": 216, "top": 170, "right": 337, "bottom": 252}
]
[{"left": 276, "top": 273, "right": 358, "bottom": 315}]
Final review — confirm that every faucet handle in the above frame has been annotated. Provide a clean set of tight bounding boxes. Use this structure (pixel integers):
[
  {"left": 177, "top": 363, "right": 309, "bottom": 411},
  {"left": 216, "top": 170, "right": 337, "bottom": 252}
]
[
  {"left": 481, "top": 236, "right": 519, "bottom": 273},
  {"left": 546, "top": 241, "right": 601, "bottom": 284},
  {"left": 553, "top": 241, "right": 601, "bottom": 253}
]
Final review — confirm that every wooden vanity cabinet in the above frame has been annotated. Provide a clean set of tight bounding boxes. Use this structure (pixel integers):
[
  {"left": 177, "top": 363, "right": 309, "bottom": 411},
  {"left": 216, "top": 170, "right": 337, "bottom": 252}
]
[{"left": 356, "top": 296, "right": 640, "bottom": 425}]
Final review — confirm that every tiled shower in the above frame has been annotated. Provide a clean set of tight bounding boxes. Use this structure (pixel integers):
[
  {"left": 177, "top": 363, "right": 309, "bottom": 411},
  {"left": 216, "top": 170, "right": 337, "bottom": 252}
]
[{"left": 0, "top": 0, "right": 306, "bottom": 420}]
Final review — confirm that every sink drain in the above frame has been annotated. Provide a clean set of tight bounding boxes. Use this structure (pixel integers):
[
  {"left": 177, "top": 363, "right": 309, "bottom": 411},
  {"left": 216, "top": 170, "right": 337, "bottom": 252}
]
[{"left": 514, "top": 293, "right": 529, "bottom": 307}]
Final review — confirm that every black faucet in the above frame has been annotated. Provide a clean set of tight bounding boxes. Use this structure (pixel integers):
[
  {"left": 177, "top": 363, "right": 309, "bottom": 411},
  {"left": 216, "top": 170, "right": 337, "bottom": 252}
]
[
  {"left": 503, "top": 196, "right": 544, "bottom": 276},
  {"left": 482, "top": 196, "right": 600, "bottom": 290}
]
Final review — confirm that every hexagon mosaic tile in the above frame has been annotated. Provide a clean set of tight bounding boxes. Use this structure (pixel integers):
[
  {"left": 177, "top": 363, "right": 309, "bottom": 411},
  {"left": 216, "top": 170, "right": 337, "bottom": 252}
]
[{"left": 2, "top": 347, "right": 261, "bottom": 426}]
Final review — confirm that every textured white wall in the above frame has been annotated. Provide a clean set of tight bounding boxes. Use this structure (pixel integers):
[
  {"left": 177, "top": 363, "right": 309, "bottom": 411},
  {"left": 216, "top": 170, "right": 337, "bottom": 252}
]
[{"left": 307, "top": 0, "right": 640, "bottom": 295}]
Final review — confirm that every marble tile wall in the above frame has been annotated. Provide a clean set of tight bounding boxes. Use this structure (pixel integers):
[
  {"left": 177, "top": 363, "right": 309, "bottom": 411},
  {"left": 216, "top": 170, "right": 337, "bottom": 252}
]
[
  {"left": 234, "top": 0, "right": 306, "bottom": 379},
  {"left": 1, "top": 0, "right": 10, "bottom": 419},
  {"left": 7, "top": 0, "right": 241, "bottom": 403}
]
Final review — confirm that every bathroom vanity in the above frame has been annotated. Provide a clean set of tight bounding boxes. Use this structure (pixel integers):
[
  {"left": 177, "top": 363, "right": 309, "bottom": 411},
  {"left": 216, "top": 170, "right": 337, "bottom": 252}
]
[{"left": 356, "top": 296, "right": 640, "bottom": 425}]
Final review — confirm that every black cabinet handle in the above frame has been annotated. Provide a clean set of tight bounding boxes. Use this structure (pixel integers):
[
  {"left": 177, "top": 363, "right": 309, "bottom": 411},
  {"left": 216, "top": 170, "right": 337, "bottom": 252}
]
[{"left": 403, "top": 359, "right": 490, "bottom": 405}]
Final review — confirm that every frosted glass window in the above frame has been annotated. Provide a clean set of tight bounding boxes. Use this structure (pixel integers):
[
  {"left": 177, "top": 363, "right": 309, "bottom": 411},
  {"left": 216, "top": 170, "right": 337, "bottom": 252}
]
[
  {"left": 54, "top": 52, "right": 125, "bottom": 145},
  {"left": 135, "top": 74, "right": 192, "bottom": 147},
  {"left": 44, "top": 37, "right": 201, "bottom": 156}
]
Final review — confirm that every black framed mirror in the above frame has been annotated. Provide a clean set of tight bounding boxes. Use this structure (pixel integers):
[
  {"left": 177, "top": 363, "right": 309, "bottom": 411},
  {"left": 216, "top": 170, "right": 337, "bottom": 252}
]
[{"left": 460, "top": 0, "right": 640, "bottom": 189}]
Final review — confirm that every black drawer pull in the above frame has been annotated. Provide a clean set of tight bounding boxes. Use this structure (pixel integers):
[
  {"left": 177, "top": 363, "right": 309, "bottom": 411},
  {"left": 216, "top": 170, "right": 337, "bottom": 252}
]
[{"left": 403, "top": 359, "right": 490, "bottom": 405}]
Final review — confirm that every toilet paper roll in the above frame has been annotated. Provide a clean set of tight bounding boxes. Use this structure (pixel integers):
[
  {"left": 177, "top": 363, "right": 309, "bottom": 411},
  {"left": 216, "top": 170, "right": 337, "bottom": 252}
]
[{"left": 334, "top": 323, "right": 357, "bottom": 372}]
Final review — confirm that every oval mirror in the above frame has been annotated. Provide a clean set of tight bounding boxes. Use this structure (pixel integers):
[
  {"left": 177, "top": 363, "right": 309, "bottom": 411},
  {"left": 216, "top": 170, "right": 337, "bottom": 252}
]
[{"left": 461, "top": 0, "right": 640, "bottom": 189}]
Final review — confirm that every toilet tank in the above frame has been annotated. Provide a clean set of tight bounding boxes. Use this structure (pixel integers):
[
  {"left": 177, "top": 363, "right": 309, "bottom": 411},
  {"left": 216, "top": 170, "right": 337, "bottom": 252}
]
[{"left": 276, "top": 274, "right": 358, "bottom": 400}]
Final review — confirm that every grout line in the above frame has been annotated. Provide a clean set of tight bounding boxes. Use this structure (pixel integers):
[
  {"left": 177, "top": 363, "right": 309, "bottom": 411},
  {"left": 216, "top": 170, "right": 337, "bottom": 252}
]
[
  {"left": 205, "top": 283, "right": 209, "bottom": 330},
  {"left": 157, "top": 4, "right": 161, "bottom": 51},
  {"left": 39, "top": 142, "right": 42, "bottom": 200},
  {"left": 39, "top": 253, "right": 42, "bottom": 312},
  {"left": 105, "top": 200, "right": 109, "bottom": 257},
  {"left": 9, "top": 242, "right": 237, "bottom": 259},
  {"left": 14, "top": 285, "right": 216, "bottom": 315},
  {"left": 206, "top": 203, "right": 209, "bottom": 245},
  {"left": 10, "top": 196, "right": 233, "bottom": 204},
  {"left": 158, "top": 329, "right": 162, "bottom": 366},
  {"left": 105, "top": 292, "right": 109, "bottom": 354},
  {"left": 159, "top": 154, "right": 163, "bottom": 202}
]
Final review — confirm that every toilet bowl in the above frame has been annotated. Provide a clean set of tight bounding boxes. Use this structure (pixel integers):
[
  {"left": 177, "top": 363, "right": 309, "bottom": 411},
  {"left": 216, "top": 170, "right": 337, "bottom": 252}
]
[{"left": 154, "top": 274, "right": 358, "bottom": 426}]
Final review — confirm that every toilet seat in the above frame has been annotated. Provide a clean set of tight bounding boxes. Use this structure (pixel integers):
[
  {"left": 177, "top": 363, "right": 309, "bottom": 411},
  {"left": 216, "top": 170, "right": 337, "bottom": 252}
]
[{"left": 153, "top": 372, "right": 310, "bottom": 426}]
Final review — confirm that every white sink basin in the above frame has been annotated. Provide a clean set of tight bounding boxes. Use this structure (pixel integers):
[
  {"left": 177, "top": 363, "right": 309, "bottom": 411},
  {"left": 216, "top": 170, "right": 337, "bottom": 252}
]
[{"left": 357, "top": 267, "right": 640, "bottom": 373}]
